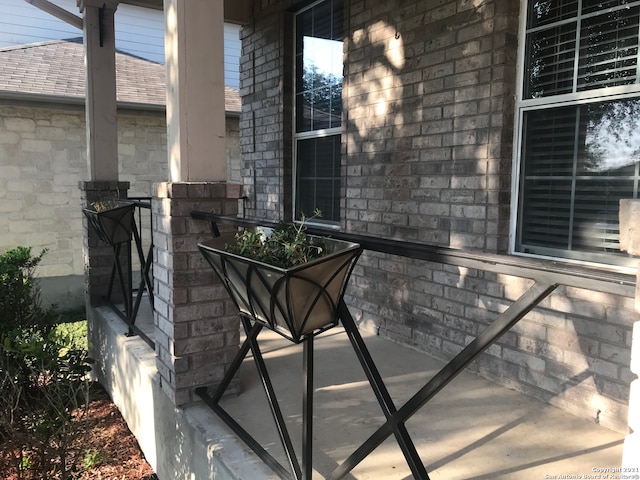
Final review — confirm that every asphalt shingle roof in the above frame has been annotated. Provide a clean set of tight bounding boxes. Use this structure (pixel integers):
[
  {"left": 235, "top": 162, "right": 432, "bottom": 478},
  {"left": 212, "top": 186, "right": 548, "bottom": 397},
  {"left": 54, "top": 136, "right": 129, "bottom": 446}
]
[{"left": 0, "top": 38, "right": 241, "bottom": 113}]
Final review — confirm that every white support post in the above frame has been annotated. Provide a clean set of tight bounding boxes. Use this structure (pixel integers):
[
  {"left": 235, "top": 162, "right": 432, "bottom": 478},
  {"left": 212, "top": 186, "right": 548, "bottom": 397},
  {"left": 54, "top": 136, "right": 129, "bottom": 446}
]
[
  {"left": 619, "top": 200, "right": 640, "bottom": 470},
  {"left": 78, "top": 0, "right": 120, "bottom": 181},
  {"left": 153, "top": 0, "right": 239, "bottom": 405},
  {"left": 164, "top": 0, "right": 227, "bottom": 181}
]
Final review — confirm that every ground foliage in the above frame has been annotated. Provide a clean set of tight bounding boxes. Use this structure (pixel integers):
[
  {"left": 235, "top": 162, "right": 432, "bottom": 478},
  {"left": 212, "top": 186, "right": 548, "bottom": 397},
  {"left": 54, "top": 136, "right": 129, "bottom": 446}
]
[
  {"left": 0, "top": 383, "right": 157, "bottom": 480},
  {"left": 0, "top": 247, "right": 156, "bottom": 479}
]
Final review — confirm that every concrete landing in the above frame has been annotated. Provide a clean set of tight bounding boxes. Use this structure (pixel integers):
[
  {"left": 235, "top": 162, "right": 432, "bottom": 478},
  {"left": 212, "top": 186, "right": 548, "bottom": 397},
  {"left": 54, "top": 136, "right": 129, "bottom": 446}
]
[
  {"left": 90, "top": 305, "right": 628, "bottom": 480},
  {"left": 219, "top": 328, "right": 625, "bottom": 480}
]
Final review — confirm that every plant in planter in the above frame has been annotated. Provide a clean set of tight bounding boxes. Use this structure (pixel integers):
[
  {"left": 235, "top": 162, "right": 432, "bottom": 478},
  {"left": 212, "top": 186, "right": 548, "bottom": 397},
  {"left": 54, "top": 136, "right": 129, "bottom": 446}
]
[
  {"left": 82, "top": 197, "right": 135, "bottom": 246},
  {"left": 198, "top": 212, "right": 362, "bottom": 343},
  {"left": 225, "top": 212, "right": 328, "bottom": 268}
]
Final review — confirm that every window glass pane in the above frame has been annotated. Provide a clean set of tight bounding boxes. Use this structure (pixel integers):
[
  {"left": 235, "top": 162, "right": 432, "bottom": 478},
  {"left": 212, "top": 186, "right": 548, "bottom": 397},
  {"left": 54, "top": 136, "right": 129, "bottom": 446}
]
[
  {"left": 523, "top": 106, "right": 578, "bottom": 176},
  {"left": 577, "top": 7, "right": 640, "bottom": 91},
  {"left": 296, "top": 0, "right": 343, "bottom": 133},
  {"left": 578, "top": 100, "right": 640, "bottom": 175},
  {"left": 308, "top": 85, "right": 341, "bottom": 130},
  {"left": 518, "top": 99, "right": 640, "bottom": 265},
  {"left": 295, "top": 0, "right": 343, "bottom": 225},
  {"left": 296, "top": 9, "right": 312, "bottom": 52},
  {"left": 296, "top": 92, "right": 312, "bottom": 132},
  {"left": 521, "top": 179, "right": 573, "bottom": 249},
  {"left": 582, "top": 0, "right": 634, "bottom": 15},
  {"left": 528, "top": 0, "right": 578, "bottom": 29},
  {"left": 296, "top": 135, "right": 341, "bottom": 222},
  {"left": 525, "top": 24, "right": 577, "bottom": 98},
  {"left": 297, "top": 138, "right": 316, "bottom": 177},
  {"left": 572, "top": 179, "right": 633, "bottom": 252}
]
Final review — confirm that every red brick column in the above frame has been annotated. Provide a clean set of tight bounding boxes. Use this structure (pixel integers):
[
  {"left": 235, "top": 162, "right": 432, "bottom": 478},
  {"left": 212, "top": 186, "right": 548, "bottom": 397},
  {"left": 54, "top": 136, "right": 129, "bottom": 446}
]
[{"left": 152, "top": 182, "right": 242, "bottom": 405}]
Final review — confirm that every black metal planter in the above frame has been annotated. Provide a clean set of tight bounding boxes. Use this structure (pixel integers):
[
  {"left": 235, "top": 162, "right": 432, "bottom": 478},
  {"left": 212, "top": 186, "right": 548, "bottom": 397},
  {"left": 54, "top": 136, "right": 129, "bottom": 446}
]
[
  {"left": 197, "top": 230, "right": 362, "bottom": 479},
  {"left": 198, "top": 233, "right": 362, "bottom": 343},
  {"left": 82, "top": 201, "right": 135, "bottom": 246}
]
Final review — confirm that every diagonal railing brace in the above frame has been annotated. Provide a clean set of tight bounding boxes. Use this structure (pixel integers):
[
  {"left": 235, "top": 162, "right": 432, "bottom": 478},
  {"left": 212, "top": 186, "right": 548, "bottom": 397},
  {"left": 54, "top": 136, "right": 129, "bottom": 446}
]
[{"left": 328, "top": 281, "right": 558, "bottom": 479}]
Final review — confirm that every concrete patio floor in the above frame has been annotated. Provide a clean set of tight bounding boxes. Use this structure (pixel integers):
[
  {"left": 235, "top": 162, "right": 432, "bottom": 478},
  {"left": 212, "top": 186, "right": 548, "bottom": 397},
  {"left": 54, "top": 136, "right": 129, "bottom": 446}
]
[
  {"left": 94, "top": 300, "right": 626, "bottom": 480},
  {"left": 217, "top": 327, "right": 625, "bottom": 480}
]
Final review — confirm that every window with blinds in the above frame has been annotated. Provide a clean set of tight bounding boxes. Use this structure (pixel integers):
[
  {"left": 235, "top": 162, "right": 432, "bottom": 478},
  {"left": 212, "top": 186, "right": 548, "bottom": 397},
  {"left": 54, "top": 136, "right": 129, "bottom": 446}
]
[
  {"left": 524, "top": 0, "right": 640, "bottom": 98},
  {"left": 294, "top": 0, "right": 343, "bottom": 224},
  {"left": 516, "top": 0, "right": 640, "bottom": 267}
]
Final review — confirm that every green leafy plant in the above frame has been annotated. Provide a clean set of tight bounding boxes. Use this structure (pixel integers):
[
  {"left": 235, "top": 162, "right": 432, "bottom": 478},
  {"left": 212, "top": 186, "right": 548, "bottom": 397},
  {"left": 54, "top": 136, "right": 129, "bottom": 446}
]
[
  {"left": 0, "top": 247, "right": 57, "bottom": 334},
  {"left": 1, "top": 330, "right": 92, "bottom": 479},
  {"left": 54, "top": 319, "right": 88, "bottom": 351},
  {"left": 225, "top": 210, "right": 327, "bottom": 268},
  {"left": 20, "top": 454, "right": 32, "bottom": 473},
  {"left": 87, "top": 199, "right": 122, "bottom": 212},
  {"left": 0, "top": 247, "right": 92, "bottom": 479},
  {"left": 85, "top": 187, "right": 124, "bottom": 212},
  {"left": 83, "top": 448, "right": 107, "bottom": 470}
]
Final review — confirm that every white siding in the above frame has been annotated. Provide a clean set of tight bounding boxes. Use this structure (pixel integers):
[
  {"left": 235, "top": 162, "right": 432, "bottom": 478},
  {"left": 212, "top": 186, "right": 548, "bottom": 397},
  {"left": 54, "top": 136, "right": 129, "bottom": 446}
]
[
  {"left": 111, "top": 3, "right": 165, "bottom": 64},
  {"left": 0, "top": 0, "right": 80, "bottom": 45},
  {"left": 224, "top": 23, "right": 241, "bottom": 90},
  {"left": 0, "top": 0, "right": 241, "bottom": 88}
]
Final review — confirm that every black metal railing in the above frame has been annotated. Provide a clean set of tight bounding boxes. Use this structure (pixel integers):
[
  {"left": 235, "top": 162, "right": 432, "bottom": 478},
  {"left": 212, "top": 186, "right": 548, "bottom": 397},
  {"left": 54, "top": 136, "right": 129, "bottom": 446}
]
[
  {"left": 101, "top": 197, "right": 155, "bottom": 349},
  {"left": 190, "top": 211, "right": 635, "bottom": 480}
]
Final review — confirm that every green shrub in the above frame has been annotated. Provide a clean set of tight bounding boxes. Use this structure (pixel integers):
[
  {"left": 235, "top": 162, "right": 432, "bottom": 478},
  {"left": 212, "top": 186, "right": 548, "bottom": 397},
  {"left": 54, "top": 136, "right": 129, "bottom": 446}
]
[
  {"left": 0, "top": 329, "right": 92, "bottom": 476},
  {"left": 0, "top": 247, "right": 92, "bottom": 479},
  {"left": 0, "top": 247, "right": 56, "bottom": 334},
  {"left": 54, "top": 320, "right": 88, "bottom": 351}
]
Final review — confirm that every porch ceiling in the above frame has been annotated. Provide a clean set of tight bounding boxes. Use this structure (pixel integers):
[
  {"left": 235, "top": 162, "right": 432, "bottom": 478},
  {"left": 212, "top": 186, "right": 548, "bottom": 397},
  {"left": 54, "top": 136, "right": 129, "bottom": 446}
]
[{"left": 120, "top": 0, "right": 252, "bottom": 24}]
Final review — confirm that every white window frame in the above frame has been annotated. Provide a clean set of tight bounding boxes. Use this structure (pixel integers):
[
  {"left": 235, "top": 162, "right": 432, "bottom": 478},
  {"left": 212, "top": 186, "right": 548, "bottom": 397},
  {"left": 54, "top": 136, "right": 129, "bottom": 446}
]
[
  {"left": 292, "top": 0, "right": 343, "bottom": 227},
  {"left": 510, "top": 0, "right": 640, "bottom": 272}
]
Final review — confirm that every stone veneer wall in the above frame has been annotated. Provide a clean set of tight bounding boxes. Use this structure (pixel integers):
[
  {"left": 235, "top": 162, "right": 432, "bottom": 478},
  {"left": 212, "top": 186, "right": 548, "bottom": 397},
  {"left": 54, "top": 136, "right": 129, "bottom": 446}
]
[
  {"left": 0, "top": 102, "right": 240, "bottom": 311},
  {"left": 239, "top": 0, "right": 636, "bottom": 433}
]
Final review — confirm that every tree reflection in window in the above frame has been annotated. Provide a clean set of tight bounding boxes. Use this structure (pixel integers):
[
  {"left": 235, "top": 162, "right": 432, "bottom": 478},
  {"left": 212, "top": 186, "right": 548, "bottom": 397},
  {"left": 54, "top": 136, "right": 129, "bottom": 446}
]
[{"left": 583, "top": 100, "right": 640, "bottom": 173}]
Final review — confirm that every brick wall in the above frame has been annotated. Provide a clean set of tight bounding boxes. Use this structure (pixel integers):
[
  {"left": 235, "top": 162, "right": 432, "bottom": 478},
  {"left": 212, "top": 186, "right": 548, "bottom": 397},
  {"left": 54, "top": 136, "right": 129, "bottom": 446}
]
[
  {"left": 343, "top": 0, "right": 516, "bottom": 251},
  {"left": 239, "top": 0, "right": 636, "bottom": 433},
  {"left": 346, "top": 259, "right": 635, "bottom": 433},
  {"left": 0, "top": 102, "right": 240, "bottom": 310},
  {"left": 239, "top": 3, "right": 293, "bottom": 222},
  {"left": 226, "top": 114, "right": 242, "bottom": 184},
  {"left": 152, "top": 182, "right": 242, "bottom": 405}
]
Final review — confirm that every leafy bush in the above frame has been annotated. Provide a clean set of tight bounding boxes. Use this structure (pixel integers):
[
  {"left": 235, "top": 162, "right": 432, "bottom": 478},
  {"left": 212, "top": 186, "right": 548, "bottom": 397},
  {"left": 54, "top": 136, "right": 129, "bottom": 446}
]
[
  {"left": 0, "top": 247, "right": 92, "bottom": 479},
  {"left": 0, "top": 247, "right": 56, "bottom": 334},
  {"left": 54, "top": 319, "right": 88, "bottom": 351},
  {"left": 0, "top": 330, "right": 92, "bottom": 478}
]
